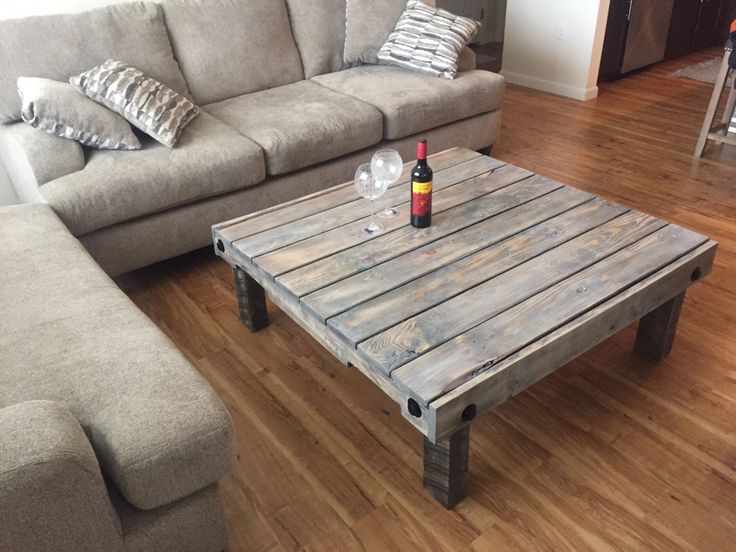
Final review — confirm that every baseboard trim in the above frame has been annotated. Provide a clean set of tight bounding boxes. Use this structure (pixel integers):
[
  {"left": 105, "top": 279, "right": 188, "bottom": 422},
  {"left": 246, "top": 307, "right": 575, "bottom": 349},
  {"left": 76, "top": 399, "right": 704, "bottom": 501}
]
[{"left": 500, "top": 70, "right": 599, "bottom": 101}]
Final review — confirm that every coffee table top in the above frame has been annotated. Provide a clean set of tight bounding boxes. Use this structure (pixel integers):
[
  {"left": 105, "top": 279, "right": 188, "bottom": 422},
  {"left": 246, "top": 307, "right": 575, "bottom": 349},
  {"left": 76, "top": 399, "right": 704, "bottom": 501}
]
[{"left": 213, "top": 148, "right": 717, "bottom": 442}]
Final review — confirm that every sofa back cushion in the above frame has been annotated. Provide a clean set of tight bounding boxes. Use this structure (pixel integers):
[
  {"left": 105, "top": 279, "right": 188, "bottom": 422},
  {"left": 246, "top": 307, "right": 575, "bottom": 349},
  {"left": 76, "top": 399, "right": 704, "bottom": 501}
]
[
  {"left": 285, "top": 0, "right": 351, "bottom": 79},
  {"left": 0, "top": 2, "right": 189, "bottom": 125},
  {"left": 162, "top": 0, "right": 305, "bottom": 105}
]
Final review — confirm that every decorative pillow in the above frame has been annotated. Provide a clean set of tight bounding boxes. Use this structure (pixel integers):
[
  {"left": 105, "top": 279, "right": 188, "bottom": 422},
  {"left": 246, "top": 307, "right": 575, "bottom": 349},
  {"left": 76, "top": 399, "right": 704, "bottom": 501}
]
[
  {"left": 17, "top": 77, "right": 141, "bottom": 150},
  {"left": 344, "top": 0, "right": 407, "bottom": 65},
  {"left": 70, "top": 60, "right": 199, "bottom": 148},
  {"left": 377, "top": 0, "right": 481, "bottom": 80}
]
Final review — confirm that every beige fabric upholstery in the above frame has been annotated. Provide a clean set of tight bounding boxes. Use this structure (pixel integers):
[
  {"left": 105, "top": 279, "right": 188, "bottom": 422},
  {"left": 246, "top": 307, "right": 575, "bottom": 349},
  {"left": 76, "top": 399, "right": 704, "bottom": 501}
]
[
  {"left": 0, "top": 204, "right": 236, "bottom": 510},
  {"left": 206, "top": 81, "right": 383, "bottom": 175},
  {"left": 312, "top": 65, "right": 505, "bottom": 139},
  {"left": 81, "top": 111, "right": 500, "bottom": 276},
  {"left": 0, "top": 122, "right": 84, "bottom": 202},
  {"left": 41, "top": 112, "right": 266, "bottom": 236},
  {"left": 111, "top": 484, "right": 228, "bottom": 552},
  {"left": 0, "top": 400, "right": 123, "bottom": 552},
  {"left": 285, "top": 0, "right": 351, "bottom": 78},
  {"left": 0, "top": 2, "right": 189, "bottom": 124},
  {"left": 457, "top": 46, "right": 477, "bottom": 72},
  {"left": 344, "top": 0, "right": 407, "bottom": 65},
  {"left": 162, "top": 0, "right": 304, "bottom": 105}
]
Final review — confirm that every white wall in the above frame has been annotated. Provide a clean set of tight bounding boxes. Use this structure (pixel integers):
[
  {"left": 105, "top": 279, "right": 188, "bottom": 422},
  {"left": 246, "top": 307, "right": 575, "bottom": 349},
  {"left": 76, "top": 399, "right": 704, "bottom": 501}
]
[{"left": 502, "top": 0, "right": 610, "bottom": 101}]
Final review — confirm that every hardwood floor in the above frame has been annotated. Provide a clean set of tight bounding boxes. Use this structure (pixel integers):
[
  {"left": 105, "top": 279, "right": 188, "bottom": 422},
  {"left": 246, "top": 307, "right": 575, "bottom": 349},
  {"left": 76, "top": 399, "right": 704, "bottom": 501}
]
[{"left": 119, "top": 49, "right": 736, "bottom": 551}]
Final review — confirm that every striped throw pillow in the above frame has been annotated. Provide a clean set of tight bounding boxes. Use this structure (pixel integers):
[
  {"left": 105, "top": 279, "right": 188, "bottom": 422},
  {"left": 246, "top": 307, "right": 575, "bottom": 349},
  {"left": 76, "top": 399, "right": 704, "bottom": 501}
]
[
  {"left": 377, "top": 0, "right": 481, "bottom": 80},
  {"left": 71, "top": 60, "right": 199, "bottom": 148}
]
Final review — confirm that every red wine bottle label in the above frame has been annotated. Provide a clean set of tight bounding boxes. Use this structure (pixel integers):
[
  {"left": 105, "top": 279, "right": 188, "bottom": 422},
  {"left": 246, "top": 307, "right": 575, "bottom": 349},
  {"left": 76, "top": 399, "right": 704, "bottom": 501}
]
[{"left": 412, "top": 180, "right": 432, "bottom": 217}]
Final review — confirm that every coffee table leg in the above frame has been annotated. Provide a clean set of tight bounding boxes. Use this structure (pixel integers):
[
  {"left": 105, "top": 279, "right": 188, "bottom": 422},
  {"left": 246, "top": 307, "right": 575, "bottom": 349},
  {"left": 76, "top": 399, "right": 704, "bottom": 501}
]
[
  {"left": 423, "top": 425, "right": 470, "bottom": 509},
  {"left": 234, "top": 266, "right": 269, "bottom": 332},
  {"left": 634, "top": 291, "right": 686, "bottom": 362}
]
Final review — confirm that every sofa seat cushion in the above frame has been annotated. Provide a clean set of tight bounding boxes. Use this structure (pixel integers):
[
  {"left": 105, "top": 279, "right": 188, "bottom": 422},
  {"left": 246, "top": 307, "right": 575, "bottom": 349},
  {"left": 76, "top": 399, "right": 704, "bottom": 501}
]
[
  {"left": 206, "top": 80, "right": 383, "bottom": 175},
  {"left": 312, "top": 65, "right": 505, "bottom": 140},
  {"left": 41, "top": 112, "right": 266, "bottom": 237},
  {"left": 0, "top": 204, "right": 235, "bottom": 510}
]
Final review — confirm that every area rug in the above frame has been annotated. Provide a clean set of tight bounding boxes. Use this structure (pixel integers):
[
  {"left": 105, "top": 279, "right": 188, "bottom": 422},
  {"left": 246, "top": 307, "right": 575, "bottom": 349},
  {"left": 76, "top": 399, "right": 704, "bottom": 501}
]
[{"left": 672, "top": 57, "right": 735, "bottom": 87}]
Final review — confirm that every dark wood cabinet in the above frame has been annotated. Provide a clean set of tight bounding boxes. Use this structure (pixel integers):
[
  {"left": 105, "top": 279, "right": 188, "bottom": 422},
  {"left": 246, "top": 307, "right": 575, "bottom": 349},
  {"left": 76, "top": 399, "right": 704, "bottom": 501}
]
[
  {"left": 665, "top": 0, "right": 734, "bottom": 59},
  {"left": 665, "top": 0, "right": 702, "bottom": 59}
]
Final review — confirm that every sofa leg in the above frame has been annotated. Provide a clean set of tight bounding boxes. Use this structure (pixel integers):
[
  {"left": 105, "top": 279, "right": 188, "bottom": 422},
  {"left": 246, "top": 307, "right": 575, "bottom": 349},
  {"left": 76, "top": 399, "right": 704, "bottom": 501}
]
[
  {"left": 478, "top": 146, "right": 492, "bottom": 157},
  {"left": 233, "top": 266, "right": 269, "bottom": 332}
]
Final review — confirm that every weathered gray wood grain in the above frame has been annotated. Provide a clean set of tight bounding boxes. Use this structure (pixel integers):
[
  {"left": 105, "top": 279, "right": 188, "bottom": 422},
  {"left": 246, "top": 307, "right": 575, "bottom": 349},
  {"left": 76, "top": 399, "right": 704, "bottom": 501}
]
[
  {"left": 257, "top": 163, "right": 532, "bottom": 278},
  {"left": 423, "top": 426, "right": 470, "bottom": 509},
  {"left": 234, "top": 266, "right": 269, "bottom": 332},
  {"left": 215, "top": 148, "right": 481, "bottom": 244},
  {"left": 393, "top": 225, "right": 709, "bottom": 404},
  {"left": 325, "top": 196, "right": 625, "bottom": 344},
  {"left": 634, "top": 291, "right": 686, "bottom": 361},
  {"left": 275, "top": 173, "right": 562, "bottom": 297},
  {"left": 235, "top": 156, "right": 505, "bottom": 260},
  {"left": 360, "top": 211, "right": 670, "bottom": 375},
  {"left": 426, "top": 241, "right": 717, "bottom": 443}
]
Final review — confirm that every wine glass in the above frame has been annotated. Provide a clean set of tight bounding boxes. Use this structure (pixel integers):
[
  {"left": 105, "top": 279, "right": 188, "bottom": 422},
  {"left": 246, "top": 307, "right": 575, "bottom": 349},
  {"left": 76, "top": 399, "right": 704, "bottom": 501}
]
[
  {"left": 354, "top": 163, "right": 389, "bottom": 235},
  {"left": 371, "top": 149, "right": 403, "bottom": 218}
]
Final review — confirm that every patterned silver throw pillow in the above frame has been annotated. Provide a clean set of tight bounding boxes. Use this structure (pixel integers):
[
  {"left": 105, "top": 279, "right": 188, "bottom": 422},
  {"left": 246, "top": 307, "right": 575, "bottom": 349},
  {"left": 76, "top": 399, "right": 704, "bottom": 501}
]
[
  {"left": 17, "top": 77, "right": 141, "bottom": 150},
  {"left": 71, "top": 60, "right": 199, "bottom": 148},
  {"left": 377, "top": 0, "right": 481, "bottom": 80}
]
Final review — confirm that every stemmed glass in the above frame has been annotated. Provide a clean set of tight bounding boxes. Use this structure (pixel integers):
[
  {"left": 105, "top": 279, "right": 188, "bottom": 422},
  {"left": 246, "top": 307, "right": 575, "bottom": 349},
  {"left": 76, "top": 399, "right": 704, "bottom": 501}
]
[
  {"left": 371, "top": 149, "right": 403, "bottom": 218},
  {"left": 354, "top": 163, "right": 389, "bottom": 235}
]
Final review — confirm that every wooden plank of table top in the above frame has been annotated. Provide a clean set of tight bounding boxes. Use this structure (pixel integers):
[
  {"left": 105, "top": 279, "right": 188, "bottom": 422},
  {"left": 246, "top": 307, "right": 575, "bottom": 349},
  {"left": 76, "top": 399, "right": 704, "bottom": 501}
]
[
  {"left": 360, "top": 210, "right": 670, "bottom": 375},
  {"left": 306, "top": 190, "right": 606, "bottom": 325},
  {"left": 426, "top": 240, "right": 718, "bottom": 443},
  {"left": 392, "top": 225, "right": 709, "bottom": 404},
  {"left": 276, "top": 174, "right": 562, "bottom": 297},
  {"left": 216, "top": 148, "right": 481, "bottom": 243},
  {"left": 326, "top": 196, "right": 627, "bottom": 344},
  {"left": 235, "top": 155, "right": 505, "bottom": 260},
  {"left": 256, "top": 163, "right": 532, "bottom": 277}
]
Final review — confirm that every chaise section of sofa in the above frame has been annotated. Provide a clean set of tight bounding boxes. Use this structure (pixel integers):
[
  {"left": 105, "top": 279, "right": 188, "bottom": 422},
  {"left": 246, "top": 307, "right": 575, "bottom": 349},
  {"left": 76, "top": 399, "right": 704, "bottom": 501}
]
[
  {"left": 0, "top": 0, "right": 506, "bottom": 277},
  {"left": 0, "top": 203, "right": 235, "bottom": 552}
]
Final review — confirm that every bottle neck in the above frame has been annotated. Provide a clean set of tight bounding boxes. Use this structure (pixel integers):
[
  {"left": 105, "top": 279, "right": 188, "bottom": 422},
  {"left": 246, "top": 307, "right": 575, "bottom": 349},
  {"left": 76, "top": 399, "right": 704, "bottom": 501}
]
[{"left": 416, "top": 140, "right": 427, "bottom": 164}]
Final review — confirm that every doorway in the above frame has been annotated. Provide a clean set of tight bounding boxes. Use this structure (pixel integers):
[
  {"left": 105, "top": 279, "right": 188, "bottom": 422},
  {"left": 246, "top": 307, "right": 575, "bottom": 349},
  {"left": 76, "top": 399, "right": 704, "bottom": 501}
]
[{"left": 436, "top": 0, "right": 506, "bottom": 73}]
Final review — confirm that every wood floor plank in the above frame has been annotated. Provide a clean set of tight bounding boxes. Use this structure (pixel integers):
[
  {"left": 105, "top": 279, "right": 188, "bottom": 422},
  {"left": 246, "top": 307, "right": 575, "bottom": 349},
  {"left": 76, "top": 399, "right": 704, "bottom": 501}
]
[
  {"left": 216, "top": 148, "right": 482, "bottom": 243},
  {"left": 359, "top": 210, "right": 669, "bottom": 375},
  {"left": 395, "top": 225, "right": 708, "bottom": 404},
  {"left": 323, "top": 196, "right": 624, "bottom": 343},
  {"left": 255, "top": 163, "right": 531, "bottom": 277},
  {"left": 235, "top": 156, "right": 505, "bottom": 259}
]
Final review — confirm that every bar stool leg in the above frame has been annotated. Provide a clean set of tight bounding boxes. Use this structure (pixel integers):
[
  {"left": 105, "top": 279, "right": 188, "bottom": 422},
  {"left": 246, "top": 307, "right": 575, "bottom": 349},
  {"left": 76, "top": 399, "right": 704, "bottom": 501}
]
[{"left": 695, "top": 51, "right": 732, "bottom": 157}]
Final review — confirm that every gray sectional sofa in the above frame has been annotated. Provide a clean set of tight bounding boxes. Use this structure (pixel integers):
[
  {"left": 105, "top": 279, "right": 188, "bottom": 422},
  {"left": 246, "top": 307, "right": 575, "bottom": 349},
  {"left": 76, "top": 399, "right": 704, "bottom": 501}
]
[
  {"left": 0, "top": 0, "right": 505, "bottom": 277},
  {"left": 0, "top": 203, "right": 235, "bottom": 552}
]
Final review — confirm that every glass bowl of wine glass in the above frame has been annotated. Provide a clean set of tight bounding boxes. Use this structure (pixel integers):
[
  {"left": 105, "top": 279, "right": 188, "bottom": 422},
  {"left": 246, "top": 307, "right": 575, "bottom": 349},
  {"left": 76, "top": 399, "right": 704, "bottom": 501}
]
[{"left": 371, "top": 149, "right": 403, "bottom": 218}]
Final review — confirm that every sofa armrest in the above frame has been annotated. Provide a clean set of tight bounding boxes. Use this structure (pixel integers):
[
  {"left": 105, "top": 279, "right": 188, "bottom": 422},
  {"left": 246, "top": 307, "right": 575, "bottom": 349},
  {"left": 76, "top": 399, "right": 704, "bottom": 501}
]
[
  {"left": 0, "top": 123, "right": 85, "bottom": 203},
  {"left": 457, "top": 47, "right": 477, "bottom": 72},
  {"left": 0, "top": 400, "right": 123, "bottom": 552}
]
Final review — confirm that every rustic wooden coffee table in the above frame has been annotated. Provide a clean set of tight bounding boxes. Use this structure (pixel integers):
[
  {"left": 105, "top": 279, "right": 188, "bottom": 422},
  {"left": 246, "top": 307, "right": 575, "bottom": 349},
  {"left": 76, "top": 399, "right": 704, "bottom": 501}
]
[{"left": 213, "top": 148, "right": 716, "bottom": 508}]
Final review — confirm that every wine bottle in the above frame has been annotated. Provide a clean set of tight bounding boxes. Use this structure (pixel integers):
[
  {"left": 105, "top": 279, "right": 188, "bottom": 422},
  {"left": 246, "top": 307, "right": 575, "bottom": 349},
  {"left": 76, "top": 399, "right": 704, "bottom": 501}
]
[{"left": 411, "top": 140, "right": 433, "bottom": 228}]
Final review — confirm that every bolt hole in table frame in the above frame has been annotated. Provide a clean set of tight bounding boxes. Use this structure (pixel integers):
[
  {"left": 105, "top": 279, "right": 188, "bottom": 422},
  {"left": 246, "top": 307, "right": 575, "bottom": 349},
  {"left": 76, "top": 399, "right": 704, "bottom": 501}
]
[{"left": 213, "top": 148, "right": 716, "bottom": 509}]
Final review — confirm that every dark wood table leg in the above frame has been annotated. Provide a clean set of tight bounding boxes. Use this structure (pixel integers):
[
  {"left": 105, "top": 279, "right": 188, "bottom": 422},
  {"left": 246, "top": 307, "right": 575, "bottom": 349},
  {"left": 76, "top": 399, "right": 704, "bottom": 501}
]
[
  {"left": 423, "top": 425, "right": 470, "bottom": 509},
  {"left": 634, "top": 291, "right": 686, "bottom": 362},
  {"left": 234, "top": 266, "right": 269, "bottom": 332}
]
